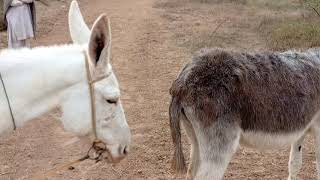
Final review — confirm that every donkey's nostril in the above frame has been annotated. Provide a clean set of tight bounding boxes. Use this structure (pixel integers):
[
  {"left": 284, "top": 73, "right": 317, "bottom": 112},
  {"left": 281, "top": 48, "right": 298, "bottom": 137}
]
[
  {"left": 123, "top": 146, "right": 129, "bottom": 155},
  {"left": 118, "top": 145, "right": 129, "bottom": 156}
]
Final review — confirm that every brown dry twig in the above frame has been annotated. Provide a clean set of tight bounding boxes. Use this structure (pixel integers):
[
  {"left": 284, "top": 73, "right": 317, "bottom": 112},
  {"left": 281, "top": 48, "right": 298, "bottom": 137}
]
[
  {"left": 210, "top": 19, "right": 228, "bottom": 38},
  {"left": 0, "top": 172, "right": 11, "bottom": 176},
  {"left": 312, "top": 7, "right": 320, "bottom": 17},
  {"left": 35, "top": 0, "right": 50, "bottom": 6}
]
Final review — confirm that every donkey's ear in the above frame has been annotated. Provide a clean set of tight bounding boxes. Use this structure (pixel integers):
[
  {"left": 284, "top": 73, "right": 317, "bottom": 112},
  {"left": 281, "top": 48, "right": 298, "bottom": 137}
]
[
  {"left": 68, "top": 0, "right": 91, "bottom": 44},
  {"left": 88, "top": 14, "right": 111, "bottom": 68}
]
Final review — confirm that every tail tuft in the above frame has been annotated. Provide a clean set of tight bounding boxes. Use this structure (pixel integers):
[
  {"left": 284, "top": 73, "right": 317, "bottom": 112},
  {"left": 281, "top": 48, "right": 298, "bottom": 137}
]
[{"left": 169, "top": 97, "right": 187, "bottom": 174}]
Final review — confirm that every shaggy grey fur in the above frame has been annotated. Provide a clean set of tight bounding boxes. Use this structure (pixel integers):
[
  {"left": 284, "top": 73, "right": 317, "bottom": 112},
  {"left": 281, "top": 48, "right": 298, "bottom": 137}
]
[
  {"left": 169, "top": 47, "right": 320, "bottom": 178},
  {"left": 171, "top": 48, "right": 320, "bottom": 132}
]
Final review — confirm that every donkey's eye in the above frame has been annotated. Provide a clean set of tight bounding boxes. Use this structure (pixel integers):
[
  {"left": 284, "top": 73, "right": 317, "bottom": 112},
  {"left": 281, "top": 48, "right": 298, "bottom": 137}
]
[{"left": 106, "top": 99, "right": 117, "bottom": 104}]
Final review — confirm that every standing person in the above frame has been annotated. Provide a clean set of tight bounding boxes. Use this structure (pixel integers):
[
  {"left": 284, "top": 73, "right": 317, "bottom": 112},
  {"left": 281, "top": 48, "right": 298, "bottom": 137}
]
[{"left": 3, "top": 0, "right": 36, "bottom": 49}]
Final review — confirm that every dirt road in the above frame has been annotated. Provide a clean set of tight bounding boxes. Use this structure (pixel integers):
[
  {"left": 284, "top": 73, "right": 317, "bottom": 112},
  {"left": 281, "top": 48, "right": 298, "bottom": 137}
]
[{"left": 0, "top": 0, "right": 318, "bottom": 179}]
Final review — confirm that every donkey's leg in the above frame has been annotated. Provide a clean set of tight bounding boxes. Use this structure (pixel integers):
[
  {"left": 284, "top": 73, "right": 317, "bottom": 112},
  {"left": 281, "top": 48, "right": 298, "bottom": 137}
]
[
  {"left": 193, "top": 116, "right": 241, "bottom": 180},
  {"left": 182, "top": 118, "right": 199, "bottom": 179},
  {"left": 313, "top": 127, "right": 320, "bottom": 179},
  {"left": 287, "top": 135, "right": 305, "bottom": 180}
]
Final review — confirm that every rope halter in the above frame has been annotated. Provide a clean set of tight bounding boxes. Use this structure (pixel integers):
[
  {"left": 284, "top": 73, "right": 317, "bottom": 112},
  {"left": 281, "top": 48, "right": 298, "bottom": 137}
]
[{"left": 83, "top": 50, "right": 112, "bottom": 141}]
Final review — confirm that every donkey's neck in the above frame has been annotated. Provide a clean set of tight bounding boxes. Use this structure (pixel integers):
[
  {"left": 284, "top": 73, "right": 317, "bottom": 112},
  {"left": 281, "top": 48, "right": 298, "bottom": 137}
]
[{"left": 0, "top": 44, "right": 87, "bottom": 135}]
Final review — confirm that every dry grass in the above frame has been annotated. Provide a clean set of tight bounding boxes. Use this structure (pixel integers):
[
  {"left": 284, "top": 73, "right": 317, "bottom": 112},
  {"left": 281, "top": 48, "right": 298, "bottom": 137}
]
[
  {"left": 189, "top": 0, "right": 301, "bottom": 9},
  {"left": 176, "top": 21, "right": 240, "bottom": 52},
  {"left": 259, "top": 0, "right": 320, "bottom": 50},
  {"left": 245, "top": 0, "right": 301, "bottom": 9},
  {"left": 189, "top": 0, "right": 247, "bottom": 4},
  {"left": 156, "top": 0, "right": 271, "bottom": 52},
  {"left": 256, "top": 1, "right": 320, "bottom": 51},
  {"left": 156, "top": 0, "right": 320, "bottom": 52},
  {"left": 0, "top": 2, "right": 5, "bottom": 31},
  {"left": 265, "top": 20, "right": 320, "bottom": 50}
]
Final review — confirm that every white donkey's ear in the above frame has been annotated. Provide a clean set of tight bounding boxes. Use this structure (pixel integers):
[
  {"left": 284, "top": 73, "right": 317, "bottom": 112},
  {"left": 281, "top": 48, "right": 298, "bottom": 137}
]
[
  {"left": 68, "top": 0, "right": 91, "bottom": 44},
  {"left": 88, "top": 14, "right": 111, "bottom": 72}
]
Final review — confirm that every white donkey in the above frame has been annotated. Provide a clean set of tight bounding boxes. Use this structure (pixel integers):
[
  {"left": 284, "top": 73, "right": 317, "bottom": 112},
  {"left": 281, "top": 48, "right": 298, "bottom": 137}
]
[
  {"left": 0, "top": 0, "right": 131, "bottom": 163},
  {"left": 170, "top": 48, "right": 320, "bottom": 179}
]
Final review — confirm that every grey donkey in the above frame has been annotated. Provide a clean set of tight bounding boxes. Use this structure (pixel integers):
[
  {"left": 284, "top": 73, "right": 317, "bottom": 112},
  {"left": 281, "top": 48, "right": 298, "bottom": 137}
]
[{"left": 169, "top": 48, "right": 320, "bottom": 180}]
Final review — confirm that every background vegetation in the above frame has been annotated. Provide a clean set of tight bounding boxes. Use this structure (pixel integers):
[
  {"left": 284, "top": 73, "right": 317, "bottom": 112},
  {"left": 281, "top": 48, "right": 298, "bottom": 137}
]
[
  {"left": 264, "top": 0, "right": 320, "bottom": 50},
  {"left": 0, "top": 2, "right": 5, "bottom": 31}
]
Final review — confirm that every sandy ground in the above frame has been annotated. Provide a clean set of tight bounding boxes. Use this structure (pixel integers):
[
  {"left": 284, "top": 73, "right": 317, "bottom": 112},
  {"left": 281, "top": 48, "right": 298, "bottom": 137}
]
[{"left": 0, "top": 0, "right": 318, "bottom": 179}]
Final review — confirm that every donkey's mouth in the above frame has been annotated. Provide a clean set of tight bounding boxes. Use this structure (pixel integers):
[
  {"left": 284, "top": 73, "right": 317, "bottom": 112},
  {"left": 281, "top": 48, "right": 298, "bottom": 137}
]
[
  {"left": 103, "top": 151, "right": 113, "bottom": 163},
  {"left": 103, "top": 151, "right": 126, "bottom": 164}
]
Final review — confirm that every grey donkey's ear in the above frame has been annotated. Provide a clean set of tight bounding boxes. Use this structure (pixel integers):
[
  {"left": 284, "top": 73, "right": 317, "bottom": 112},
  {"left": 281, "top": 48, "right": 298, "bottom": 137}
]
[
  {"left": 88, "top": 14, "right": 112, "bottom": 70},
  {"left": 68, "top": 0, "right": 91, "bottom": 44}
]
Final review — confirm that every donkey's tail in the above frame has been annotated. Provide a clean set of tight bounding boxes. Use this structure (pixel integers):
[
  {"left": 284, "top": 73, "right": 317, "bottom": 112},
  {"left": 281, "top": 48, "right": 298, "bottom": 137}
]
[{"left": 169, "top": 97, "right": 187, "bottom": 173}]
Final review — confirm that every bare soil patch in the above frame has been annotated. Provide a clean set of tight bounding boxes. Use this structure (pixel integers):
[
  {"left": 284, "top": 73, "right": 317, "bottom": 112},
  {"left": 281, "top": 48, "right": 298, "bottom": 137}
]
[{"left": 0, "top": 0, "right": 319, "bottom": 179}]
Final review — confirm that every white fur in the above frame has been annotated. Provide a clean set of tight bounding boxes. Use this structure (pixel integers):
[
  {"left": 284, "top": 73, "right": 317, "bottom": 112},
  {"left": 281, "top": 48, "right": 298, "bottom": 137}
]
[
  {"left": 0, "top": 0, "right": 131, "bottom": 163},
  {"left": 279, "top": 51, "right": 301, "bottom": 70},
  {"left": 68, "top": 0, "right": 90, "bottom": 44},
  {"left": 182, "top": 119, "right": 199, "bottom": 179},
  {"left": 183, "top": 107, "right": 241, "bottom": 180},
  {"left": 288, "top": 135, "right": 304, "bottom": 180},
  {"left": 240, "top": 130, "right": 308, "bottom": 150},
  {"left": 194, "top": 122, "right": 240, "bottom": 180},
  {"left": 0, "top": 45, "right": 86, "bottom": 129},
  {"left": 279, "top": 49, "right": 320, "bottom": 70}
]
